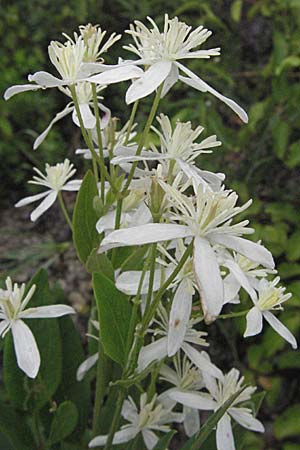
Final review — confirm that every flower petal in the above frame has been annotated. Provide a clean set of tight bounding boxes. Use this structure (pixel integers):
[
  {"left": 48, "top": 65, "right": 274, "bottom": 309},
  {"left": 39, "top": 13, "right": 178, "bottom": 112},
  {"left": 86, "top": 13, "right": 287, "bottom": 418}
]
[
  {"left": 11, "top": 320, "right": 40, "bottom": 378},
  {"left": 28, "top": 71, "right": 66, "bottom": 87},
  {"left": 98, "top": 223, "right": 192, "bottom": 253},
  {"left": 87, "top": 64, "right": 143, "bottom": 84},
  {"left": 76, "top": 353, "right": 99, "bottom": 381},
  {"left": 30, "top": 191, "right": 57, "bottom": 221},
  {"left": 169, "top": 390, "right": 216, "bottom": 410},
  {"left": 89, "top": 427, "right": 138, "bottom": 447},
  {"left": 116, "top": 269, "right": 163, "bottom": 296},
  {"left": 142, "top": 429, "right": 159, "bottom": 450},
  {"left": 209, "top": 234, "right": 275, "bottom": 269},
  {"left": 33, "top": 105, "right": 73, "bottom": 149},
  {"left": 229, "top": 407, "right": 265, "bottom": 432},
  {"left": 216, "top": 414, "right": 235, "bottom": 450},
  {"left": 4, "top": 84, "right": 43, "bottom": 100},
  {"left": 168, "top": 279, "right": 193, "bottom": 356},
  {"left": 137, "top": 337, "right": 168, "bottom": 372},
  {"left": 263, "top": 311, "right": 297, "bottom": 349},
  {"left": 15, "top": 191, "right": 50, "bottom": 208},
  {"left": 182, "top": 343, "right": 224, "bottom": 380},
  {"left": 161, "top": 64, "right": 179, "bottom": 97},
  {"left": 20, "top": 304, "right": 75, "bottom": 319},
  {"left": 225, "top": 260, "right": 257, "bottom": 301},
  {"left": 62, "top": 180, "right": 82, "bottom": 191},
  {"left": 126, "top": 61, "right": 172, "bottom": 104},
  {"left": 244, "top": 307, "right": 263, "bottom": 338},
  {"left": 177, "top": 62, "right": 248, "bottom": 124},
  {"left": 184, "top": 405, "right": 200, "bottom": 437},
  {"left": 223, "top": 273, "right": 241, "bottom": 304},
  {"left": 193, "top": 236, "right": 224, "bottom": 323},
  {"left": 72, "top": 103, "right": 96, "bottom": 129}
]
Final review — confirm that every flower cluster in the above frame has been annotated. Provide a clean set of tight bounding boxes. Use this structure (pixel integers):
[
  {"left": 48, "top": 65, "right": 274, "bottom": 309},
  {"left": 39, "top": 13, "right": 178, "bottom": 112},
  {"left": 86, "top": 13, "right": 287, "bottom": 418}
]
[{"left": 3, "top": 15, "right": 298, "bottom": 450}]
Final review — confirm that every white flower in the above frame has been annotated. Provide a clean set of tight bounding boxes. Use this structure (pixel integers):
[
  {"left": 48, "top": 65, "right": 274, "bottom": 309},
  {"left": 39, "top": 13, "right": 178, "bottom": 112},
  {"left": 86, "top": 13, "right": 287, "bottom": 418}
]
[
  {"left": 89, "top": 393, "right": 183, "bottom": 449},
  {"left": 78, "top": 23, "right": 121, "bottom": 63},
  {"left": 111, "top": 114, "right": 224, "bottom": 191},
  {"left": 244, "top": 277, "right": 297, "bottom": 349},
  {"left": 159, "top": 355, "right": 204, "bottom": 436},
  {"left": 76, "top": 320, "right": 99, "bottom": 381},
  {"left": 0, "top": 277, "right": 75, "bottom": 378},
  {"left": 98, "top": 182, "right": 274, "bottom": 322},
  {"left": 15, "top": 159, "right": 81, "bottom": 221},
  {"left": 170, "top": 365, "right": 264, "bottom": 450},
  {"left": 87, "top": 15, "right": 248, "bottom": 122},
  {"left": 137, "top": 306, "right": 223, "bottom": 380}
]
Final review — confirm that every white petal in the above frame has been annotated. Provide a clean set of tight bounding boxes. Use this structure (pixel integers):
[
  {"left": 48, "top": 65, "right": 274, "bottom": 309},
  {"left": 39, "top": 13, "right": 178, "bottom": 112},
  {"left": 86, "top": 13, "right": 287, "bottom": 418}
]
[
  {"left": 126, "top": 61, "right": 172, "bottom": 104},
  {"left": 137, "top": 337, "right": 168, "bottom": 372},
  {"left": 20, "top": 305, "right": 75, "bottom": 319},
  {"left": 169, "top": 390, "right": 216, "bottom": 410},
  {"left": 98, "top": 103, "right": 111, "bottom": 129},
  {"left": 33, "top": 105, "right": 73, "bottom": 149},
  {"left": 182, "top": 343, "right": 224, "bottom": 380},
  {"left": 161, "top": 64, "right": 179, "bottom": 97},
  {"left": 244, "top": 307, "right": 263, "bottom": 338},
  {"left": 98, "top": 223, "right": 192, "bottom": 254},
  {"left": 263, "top": 311, "right": 298, "bottom": 349},
  {"left": 15, "top": 191, "right": 50, "bottom": 208},
  {"left": 88, "top": 64, "right": 143, "bottom": 84},
  {"left": 209, "top": 234, "right": 275, "bottom": 269},
  {"left": 11, "top": 320, "right": 40, "bottom": 378},
  {"left": 89, "top": 427, "right": 138, "bottom": 447},
  {"left": 62, "top": 180, "right": 82, "bottom": 191},
  {"left": 116, "top": 269, "right": 163, "bottom": 296},
  {"left": 223, "top": 273, "right": 241, "bottom": 304},
  {"left": 184, "top": 405, "right": 200, "bottom": 437},
  {"left": 111, "top": 152, "right": 167, "bottom": 165},
  {"left": 229, "top": 407, "right": 265, "bottom": 432},
  {"left": 72, "top": 103, "right": 96, "bottom": 129},
  {"left": 142, "top": 429, "right": 159, "bottom": 450},
  {"left": 4, "top": 84, "right": 43, "bottom": 100},
  {"left": 121, "top": 399, "right": 138, "bottom": 422},
  {"left": 177, "top": 62, "right": 248, "bottom": 124},
  {"left": 168, "top": 279, "right": 193, "bottom": 356},
  {"left": 0, "top": 320, "right": 10, "bottom": 337},
  {"left": 193, "top": 236, "right": 224, "bottom": 323},
  {"left": 225, "top": 260, "right": 257, "bottom": 301},
  {"left": 76, "top": 353, "right": 99, "bottom": 381},
  {"left": 216, "top": 414, "right": 235, "bottom": 450},
  {"left": 28, "top": 71, "right": 65, "bottom": 87},
  {"left": 30, "top": 191, "right": 57, "bottom": 221}
]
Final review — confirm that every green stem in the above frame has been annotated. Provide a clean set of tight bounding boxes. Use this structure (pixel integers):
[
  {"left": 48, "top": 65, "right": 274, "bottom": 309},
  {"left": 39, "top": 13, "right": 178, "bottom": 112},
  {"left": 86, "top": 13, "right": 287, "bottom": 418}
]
[
  {"left": 217, "top": 309, "right": 249, "bottom": 320},
  {"left": 122, "top": 84, "right": 163, "bottom": 194},
  {"left": 57, "top": 192, "right": 73, "bottom": 231},
  {"left": 91, "top": 83, "right": 106, "bottom": 201},
  {"left": 103, "top": 390, "right": 126, "bottom": 450},
  {"left": 144, "top": 243, "right": 157, "bottom": 316},
  {"left": 92, "top": 340, "right": 106, "bottom": 436},
  {"left": 124, "top": 100, "right": 139, "bottom": 145},
  {"left": 111, "top": 198, "right": 123, "bottom": 266}
]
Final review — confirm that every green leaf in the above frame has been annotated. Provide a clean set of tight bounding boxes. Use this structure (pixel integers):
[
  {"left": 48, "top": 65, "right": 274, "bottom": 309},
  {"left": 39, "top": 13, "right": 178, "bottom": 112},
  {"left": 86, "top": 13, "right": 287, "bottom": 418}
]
[
  {"left": 274, "top": 404, "right": 300, "bottom": 439},
  {"left": 93, "top": 272, "right": 132, "bottom": 366},
  {"left": 286, "top": 231, "right": 300, "bottom": 261},
  {"left": 182, "top": 387, "right": 246, "bottom": 450},
  {"left": 55, "top": 310, "right": 91, "bottom": 437},
  {"left": 152, "top": 430, "right": 176, "bottom": 449},
  {"left": 48, "top": 401, "right": 78, "bottom": 445},
  {"left": 86, "top": 249, "right": 114, "bottom": 280},
  {"left": 0, "top": 405, "right": 35, "bottom": 450},
  {"left": 231, "top": 0, "right": 243, "bottom": 22},
  {"left": 3, "top": 269, "right": 62, "bottom": 411},
  {"left": 286, "top": 141, "right": 300, "bottom": 168},
  {"left": 272, "top": 120, "right": 290, "bottom": 159},
  {"left": 73, "top": 170, "right": 99, "bottom": 263}
]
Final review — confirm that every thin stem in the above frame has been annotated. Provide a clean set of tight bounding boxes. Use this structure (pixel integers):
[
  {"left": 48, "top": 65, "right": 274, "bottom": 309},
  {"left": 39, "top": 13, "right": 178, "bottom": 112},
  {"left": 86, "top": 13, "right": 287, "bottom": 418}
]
[
  {"left": 103, "top": 390, "right": 126, "bottom": 450},
  {"left": 91, "top": 83, "right": 106, "bottom": 201},
  {"left": 92, "top": 340, "right": 106, "bottom": 436},
  {"left": 124, "top": 100, "right": 139, "bottom": 145},
  {"left": 144, "top": 243, "right": 157, "bottom": 316},
  {"left": 217, "top": 309, "right": 249, "bottom": 320},
  {"left": 57, "top": 192, "right": 73, "bottom": 231},
  {"left": 122, "top": 84, "right": 163, "bottom": 194},
  {"left": 111, "top": 198, "right": 123, "bottom": 266}
]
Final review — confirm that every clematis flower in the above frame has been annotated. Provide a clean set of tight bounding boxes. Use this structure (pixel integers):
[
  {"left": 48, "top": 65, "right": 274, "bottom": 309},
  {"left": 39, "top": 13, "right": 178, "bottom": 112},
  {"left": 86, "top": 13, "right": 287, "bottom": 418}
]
[
  {"left": 170, "top": 363, "right": 264, "bottom": 450},
  {"left": 87, "top": 15, "right": 248, "bottom": 122},
  {"left": 89, "top": 393, "right": 183, "bottom": 449},
  {"left": 159, "top": 355, "right": 204, "bottom": 437},
  {"left": 244, "top": 277, "right": 297, "bottom": 349},
  {"left": 98, "top": 181, "right": 274, "bottom": 322},
  {"left": 0, "top": 277, "right": 75, "bottom": 378},
  {"left": 15, "top": 159, "right": 81, "bottom": 221},
  {"left": 137, "top": 306, "right": 223, "bottom": 380},
  {"left": 111, "top": 114, "right": 224, "bottom": 191}
]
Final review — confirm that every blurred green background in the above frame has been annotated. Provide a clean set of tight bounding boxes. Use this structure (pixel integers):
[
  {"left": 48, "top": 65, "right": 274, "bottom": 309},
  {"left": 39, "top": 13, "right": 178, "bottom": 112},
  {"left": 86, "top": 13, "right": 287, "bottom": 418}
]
[{"left": 1, "top": 0, "right": 300, "bottom": 449}]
